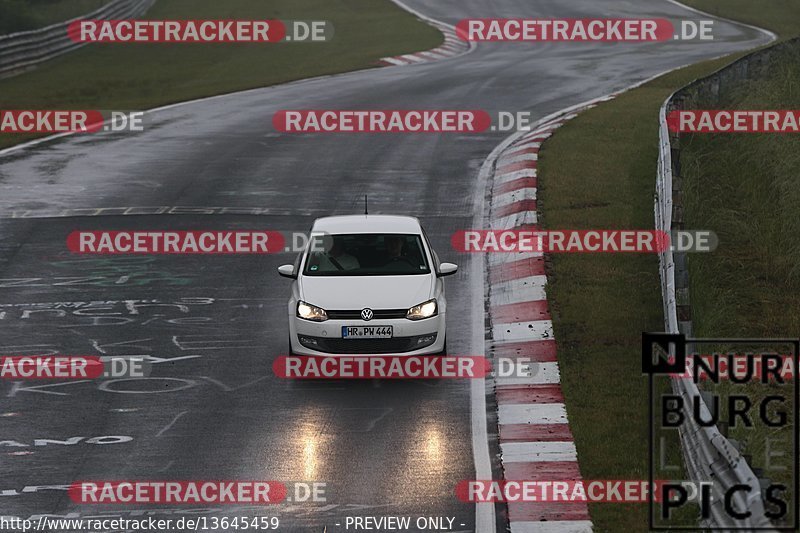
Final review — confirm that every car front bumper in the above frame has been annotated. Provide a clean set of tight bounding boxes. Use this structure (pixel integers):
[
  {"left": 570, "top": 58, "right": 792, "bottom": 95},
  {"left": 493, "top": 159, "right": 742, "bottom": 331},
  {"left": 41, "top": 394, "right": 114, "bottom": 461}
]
[{"left": 289, "top": 313, "right": 446, "bottom": 356}]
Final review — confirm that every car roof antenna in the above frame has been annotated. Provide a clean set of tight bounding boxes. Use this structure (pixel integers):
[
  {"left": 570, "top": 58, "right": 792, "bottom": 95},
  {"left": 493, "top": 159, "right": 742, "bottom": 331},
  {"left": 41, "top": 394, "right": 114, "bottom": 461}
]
[{"left": 364, "top": 194, "right": 368, "bottom": 215}]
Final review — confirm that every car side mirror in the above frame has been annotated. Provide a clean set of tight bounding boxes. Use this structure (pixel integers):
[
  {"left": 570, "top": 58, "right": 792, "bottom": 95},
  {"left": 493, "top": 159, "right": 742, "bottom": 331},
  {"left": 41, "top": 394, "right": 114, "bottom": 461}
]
[
  {"left": 438, "top": 262, "right": 458, "bottom": 277},
  {"left": 277, "top": 264, "right": 296, "bottom": 279}
]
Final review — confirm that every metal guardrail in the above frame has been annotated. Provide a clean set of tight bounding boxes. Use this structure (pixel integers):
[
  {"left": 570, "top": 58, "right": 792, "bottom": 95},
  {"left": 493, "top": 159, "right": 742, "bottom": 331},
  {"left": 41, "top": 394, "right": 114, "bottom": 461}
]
[
  {"left": 654, "top": 40, "right": 800, "bottom": 531},
  {"left": 0, "top": 0, "right": 156, "bottom": 77}
]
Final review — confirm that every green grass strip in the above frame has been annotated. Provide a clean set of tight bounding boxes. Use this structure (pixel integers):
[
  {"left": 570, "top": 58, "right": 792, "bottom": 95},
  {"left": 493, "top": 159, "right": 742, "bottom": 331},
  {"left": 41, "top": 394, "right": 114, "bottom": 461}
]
[
  {"left": 0, "top": 0, "right": 442, "bottom": 149},
  {"left": 538, "top": 2, "right": 798, "bottom": 529}
]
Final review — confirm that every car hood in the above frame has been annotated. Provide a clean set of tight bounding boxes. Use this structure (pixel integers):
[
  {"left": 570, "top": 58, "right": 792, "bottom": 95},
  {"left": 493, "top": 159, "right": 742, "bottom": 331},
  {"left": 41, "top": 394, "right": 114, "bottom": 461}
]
[{"left": 299, "top": 275, "right": 434, "bottom": 310}]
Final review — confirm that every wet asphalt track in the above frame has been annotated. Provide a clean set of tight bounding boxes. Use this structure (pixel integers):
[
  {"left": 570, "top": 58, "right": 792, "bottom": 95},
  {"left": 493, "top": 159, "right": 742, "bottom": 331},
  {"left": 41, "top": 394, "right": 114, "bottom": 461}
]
[{"left": 0, "top": 0, "right": 770, "bottom": 531}]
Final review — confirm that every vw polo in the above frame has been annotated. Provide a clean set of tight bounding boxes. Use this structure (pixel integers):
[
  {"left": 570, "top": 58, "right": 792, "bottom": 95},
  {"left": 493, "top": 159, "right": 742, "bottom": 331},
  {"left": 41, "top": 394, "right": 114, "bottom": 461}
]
[{"left": 278, "top": 215, "right": 457, "bottom": 356}]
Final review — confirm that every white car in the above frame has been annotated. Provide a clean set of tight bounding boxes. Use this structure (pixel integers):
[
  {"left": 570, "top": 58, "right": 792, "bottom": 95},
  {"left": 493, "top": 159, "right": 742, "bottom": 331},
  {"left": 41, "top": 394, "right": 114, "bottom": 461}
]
[{"left": 278, "top": 215, "right": 458, "bottom": 356}]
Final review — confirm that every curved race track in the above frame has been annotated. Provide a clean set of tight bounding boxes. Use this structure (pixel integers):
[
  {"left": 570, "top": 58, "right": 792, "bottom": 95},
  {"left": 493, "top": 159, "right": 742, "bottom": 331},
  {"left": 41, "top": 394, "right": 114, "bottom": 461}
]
[{"left": 0, "top": 1, "right": 769, "bottom": 531}]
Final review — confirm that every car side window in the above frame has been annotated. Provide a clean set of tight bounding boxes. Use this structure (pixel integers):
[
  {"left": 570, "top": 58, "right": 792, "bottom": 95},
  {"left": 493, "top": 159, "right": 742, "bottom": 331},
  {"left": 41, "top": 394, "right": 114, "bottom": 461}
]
[
  {"left": 421, "top": 226, "right": 440, "bottom": 274},
  {"left": 293, "top": 249, "right": 303, "bottom": 274},
  {"left": 294, "top": 228, "right": 312, "bottom": 274}
]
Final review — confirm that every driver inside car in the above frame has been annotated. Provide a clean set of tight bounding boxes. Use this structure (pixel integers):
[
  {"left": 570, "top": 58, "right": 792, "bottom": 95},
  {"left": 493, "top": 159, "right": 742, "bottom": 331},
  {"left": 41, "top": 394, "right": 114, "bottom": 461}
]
[
  {"left": 385, "top": 235, "right": 405, "bottom": 260},
  {"left": 316, "top": 237, "right": 360, "bottom": 271},
  {"left": 382, "top": 235, "right": 421, "bottom": 271}
]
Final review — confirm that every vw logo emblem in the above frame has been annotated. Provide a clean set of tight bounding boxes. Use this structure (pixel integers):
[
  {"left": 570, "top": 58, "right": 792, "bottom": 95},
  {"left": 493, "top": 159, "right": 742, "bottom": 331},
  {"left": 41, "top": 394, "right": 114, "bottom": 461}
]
[{"left": 360, "top": 308, "right": 374, "bottom": 321}]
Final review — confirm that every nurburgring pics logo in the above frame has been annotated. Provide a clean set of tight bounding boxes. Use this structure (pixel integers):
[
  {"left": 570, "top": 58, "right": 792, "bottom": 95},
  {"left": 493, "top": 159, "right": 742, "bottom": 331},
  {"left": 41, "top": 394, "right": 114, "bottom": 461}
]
[{"left": 643, "top": 333, "right": 798, "bottom": 530}]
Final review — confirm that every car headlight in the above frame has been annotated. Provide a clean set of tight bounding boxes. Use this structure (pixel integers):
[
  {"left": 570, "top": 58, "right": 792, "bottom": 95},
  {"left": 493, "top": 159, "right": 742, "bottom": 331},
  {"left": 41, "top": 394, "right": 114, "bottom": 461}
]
[
  {"left": 407, "top": 299, "right": 438, "bottom": 320},
  {"left": 297, "top": 301, "right": 328, "bottom": 322}
]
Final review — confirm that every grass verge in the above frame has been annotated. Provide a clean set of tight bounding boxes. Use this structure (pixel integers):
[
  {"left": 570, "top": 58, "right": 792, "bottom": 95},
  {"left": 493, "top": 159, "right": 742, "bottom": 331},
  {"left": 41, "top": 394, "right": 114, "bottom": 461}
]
[
  {"left": 681, "top": 0, "right": 800, "bottom": 39},
  {"left": 680, "top": 39, "right": 800, "bottom": 528},
  {"left": 0, "top": 0, "right": 442, "bottom": 149},
  {"left": 537, "top": 3, "right": 798, "bottom": 531}
]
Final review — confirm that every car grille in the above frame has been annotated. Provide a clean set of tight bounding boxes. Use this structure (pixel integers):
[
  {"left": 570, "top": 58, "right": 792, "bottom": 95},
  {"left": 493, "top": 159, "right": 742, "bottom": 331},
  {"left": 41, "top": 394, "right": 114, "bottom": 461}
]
[
  {"left": 326, "top": 309, "right": 408, "bottom": 320},
  {"left": 298, "top": 333, "right": 436, "bottom": 354}
]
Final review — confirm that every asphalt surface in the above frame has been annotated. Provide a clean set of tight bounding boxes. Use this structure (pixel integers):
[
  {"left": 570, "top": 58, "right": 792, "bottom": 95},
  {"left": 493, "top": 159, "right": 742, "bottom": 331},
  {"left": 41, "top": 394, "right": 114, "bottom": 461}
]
[{"left": 0, "top": 1, "right": 770, "bottom": 531}]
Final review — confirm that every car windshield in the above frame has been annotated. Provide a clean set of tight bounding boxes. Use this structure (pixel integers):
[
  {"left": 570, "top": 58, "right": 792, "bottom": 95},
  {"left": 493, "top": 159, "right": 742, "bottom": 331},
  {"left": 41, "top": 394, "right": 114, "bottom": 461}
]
[{"left": 303, "top": 233, "right": 431, "bottom": 276}]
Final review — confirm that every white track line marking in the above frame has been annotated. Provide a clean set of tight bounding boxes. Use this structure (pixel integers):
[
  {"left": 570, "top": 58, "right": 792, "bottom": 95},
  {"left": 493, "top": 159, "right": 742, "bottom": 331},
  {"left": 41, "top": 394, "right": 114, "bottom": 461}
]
[
  {"left": 380, "top": 56, "right": 410, "bottom": 66},
  {"left": 494, "top": 358, "right": 559, "bottom": 385},
  {"left": 490, "top": 276, "right": 548, "bottom": 306},
  {"left": 438, "top": 43, "right": 461, "bottom": 51},
  {"left": 499, "top": 152, "right": 538, "bottom": 166},
  {"left": 399, "top": 54, "right": 426, "bottom": 63},
  {"left": 506, "top": 142, "right": 541, "bottom": 155},
  {"left": 528, "top": 122, "right": 564, "bottom": 134},
  {"left": 553, "top": 113, "right": 577, "bottom": 123},
  {"left": 520, "top": 133, "right": 551, "bottom": 143},
  {"left": 492, "top": 211, "right": 539, "bottom": 229},
  {"left": 495, "top": 361, "right": 561, "bottom": 386},
  {"left": 495, "top": 168, "right": 537, "bottom": 184},
  {"left": 498, "top": 403, "right": 568, "bottom": 425},
  {"left": 472, "top": 66, "right": 499, "bottom": 533},
  {"left": 493, "top": 358, "right": 539, "bottom": 376},
  {"left": 155, "top": 410, "right": 188, "bottom": 437},
  {"left": 501, "top": 441, "right": 577, "bottom": 462},
  {"left": 493, "top": 187, "right": 537, "bottom": 209},
  {"left": 493, "top": 320, "right": 553, "bottom": 342},
  {"left": 418, "top": 51, "right": 447, "bottom": 60},
  {"left": 488, "top": 251, "right": 544, "bottom": 265}
]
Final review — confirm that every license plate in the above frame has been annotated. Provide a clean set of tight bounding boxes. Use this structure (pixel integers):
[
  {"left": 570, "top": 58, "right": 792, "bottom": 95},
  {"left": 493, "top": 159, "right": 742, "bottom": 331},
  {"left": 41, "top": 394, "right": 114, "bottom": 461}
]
[{"left": 342, "top": 326, "right": 393, "bottom": 339}]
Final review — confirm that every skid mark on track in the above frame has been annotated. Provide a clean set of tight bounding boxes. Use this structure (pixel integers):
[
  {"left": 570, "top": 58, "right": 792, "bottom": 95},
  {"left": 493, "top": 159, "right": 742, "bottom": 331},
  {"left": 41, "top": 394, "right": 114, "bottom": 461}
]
[{"left": 155, "top": 410, "right": 189, "bottom": 437}]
